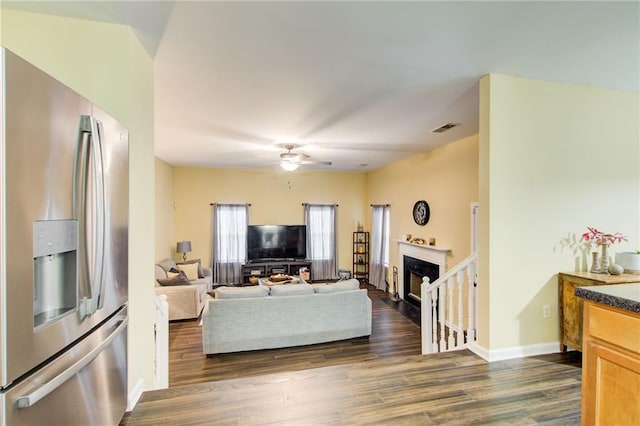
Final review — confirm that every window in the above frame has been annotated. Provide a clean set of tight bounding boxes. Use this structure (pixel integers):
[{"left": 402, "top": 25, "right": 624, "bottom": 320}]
[
  {"left": 304, "top": 204, "right": 337, "bottom": 280},
  {"left": 371, "top": 205, "right": 390, "bottom": 289},
  {"left": 212, "top": 204, "right": 248, "bottom": 283}
]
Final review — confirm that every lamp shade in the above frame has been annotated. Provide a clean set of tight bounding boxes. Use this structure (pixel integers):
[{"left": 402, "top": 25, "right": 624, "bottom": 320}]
[
  {"left": 280, "top": 161, "right": 299, "bottom": 171},
  {"left": 176, "top": 241, "right": 192, "bottom": 254}
]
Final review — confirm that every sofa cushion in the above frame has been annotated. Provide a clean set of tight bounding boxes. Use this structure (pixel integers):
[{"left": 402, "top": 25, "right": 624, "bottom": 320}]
[
  {"left": 177, "top": 263, "right": 199, "bottom": 281},
  {"left": 157, "top": 271, "right": 191, "bottom": 286},
  {"left": 313, "top": 279, "right": 360, "bottom": 294},
  {"left": 215, "top": 285, "right": 270, "bottom": 299},
  {"left": 158, "top": 258, "right": 178, "bottom": 273},
  {"left": 269, "top": 283, "right": 314, "bottom": 297}
]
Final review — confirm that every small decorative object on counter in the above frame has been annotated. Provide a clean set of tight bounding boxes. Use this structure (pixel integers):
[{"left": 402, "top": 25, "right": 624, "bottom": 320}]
[
  {"left": 582, "top": 227, "right": 627, "bottom": 274},
  {"left": 607, "top": 264, "right": 624, "bottom": 275},
  {"left": 590, "top": 252, "right": 601, "bottom": 273},
  {"left": 406, "top": 234, "right": 412, "bottom": 241},
  {"left": 601, "top": 244, "right": 610, "bottom": 271},
  {"left": 429, "top": 237, "right": 436, "bottom": 246}
]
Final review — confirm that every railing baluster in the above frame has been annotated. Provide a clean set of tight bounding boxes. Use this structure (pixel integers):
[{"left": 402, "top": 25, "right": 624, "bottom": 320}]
[
  {"left": 432, "top": 289, "right": 439, "bottom": 352},
  {"left": 446, "top": 277, "right": 454, "bottom": 350},
  {"left": 437, "top": 282, "right": 445, "bottom": 350},
  {"left": 467, "top": 262, "right": 475, "bottom": 343},
  {"left": 421, "top": 277, "right": 432, "bottom": 354},
  {"left": 472, "top": 261, "right": 478, "bottom": 342},
  {"left": 457, "top": 271, "right": 464, "bottom": 348}
]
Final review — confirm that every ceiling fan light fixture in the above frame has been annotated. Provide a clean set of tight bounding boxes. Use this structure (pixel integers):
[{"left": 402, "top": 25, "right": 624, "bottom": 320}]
[{"left": 280, "top": 161, "right": 299, "bottom": 171}]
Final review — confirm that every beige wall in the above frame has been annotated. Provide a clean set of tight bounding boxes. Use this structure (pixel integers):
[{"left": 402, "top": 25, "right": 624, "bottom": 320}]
[
  {"left": 155, "top": 158, "right": 175, "bottom": 260},
  {"left": 367, "top": 135, "right": 479, "bottom": 279},
  {"left": 479, "top": 74, "right": 640, "bottom": 354},
  {"left": 173, "top": 167, "right": 368, "bottom": 272},
  {"left": 2, "top": 9, "right": 156, "bottom": 398}
]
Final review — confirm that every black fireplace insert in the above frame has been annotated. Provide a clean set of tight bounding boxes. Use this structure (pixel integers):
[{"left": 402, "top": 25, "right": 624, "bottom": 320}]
[{"left": 403, "top": 256, "right": 439, "bottom": 307}]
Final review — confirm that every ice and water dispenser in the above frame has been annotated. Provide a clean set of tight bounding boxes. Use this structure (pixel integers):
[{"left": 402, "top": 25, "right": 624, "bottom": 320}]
[{"left": 33, "top": 220, "right": 78, "bottom": 329}]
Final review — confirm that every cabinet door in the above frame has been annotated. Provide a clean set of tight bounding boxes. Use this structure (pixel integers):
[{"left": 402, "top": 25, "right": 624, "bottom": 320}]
[{"left": 582, "top": 341, "right": 640, "bottom": 425}]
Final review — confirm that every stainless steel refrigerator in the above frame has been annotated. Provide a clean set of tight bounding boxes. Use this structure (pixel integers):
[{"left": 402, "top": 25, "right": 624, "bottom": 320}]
[{"left": 0, "top": 48, "right": 129, "bottom": 425}]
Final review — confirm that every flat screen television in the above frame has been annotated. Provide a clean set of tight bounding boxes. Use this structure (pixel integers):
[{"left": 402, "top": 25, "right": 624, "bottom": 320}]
[{"left": 247, "top": 225, "right": 307, "bottom": 262}]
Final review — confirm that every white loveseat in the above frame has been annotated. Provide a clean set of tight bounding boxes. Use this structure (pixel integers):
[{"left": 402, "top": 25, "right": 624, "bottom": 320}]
[
  {"left": 154, "top": 258, "right": 212, "bottom": 321},
  {"left": 202, "top": 279, "right": 372, "bottom": 354}
]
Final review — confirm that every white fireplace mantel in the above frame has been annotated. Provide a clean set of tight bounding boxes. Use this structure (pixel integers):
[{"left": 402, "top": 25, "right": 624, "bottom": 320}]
[{"left": 395, "top": 239, "right": 451, "bottom": 300}]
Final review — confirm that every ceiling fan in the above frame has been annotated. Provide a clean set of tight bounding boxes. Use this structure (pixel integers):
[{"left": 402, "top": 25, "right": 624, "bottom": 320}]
[{"left": 279, "top": 144, "right": 332, "bottom": 171}]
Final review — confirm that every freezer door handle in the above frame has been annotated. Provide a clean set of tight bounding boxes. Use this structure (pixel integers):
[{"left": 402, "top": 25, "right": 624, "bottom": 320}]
[{"left": 15, "top": 317, "right": 128, "bottom": 409}]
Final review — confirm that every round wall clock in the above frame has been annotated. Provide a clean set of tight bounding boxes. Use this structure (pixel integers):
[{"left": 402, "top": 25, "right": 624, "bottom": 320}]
[{"left": 412, "top": 200, "right": 430, "bottom": 226}]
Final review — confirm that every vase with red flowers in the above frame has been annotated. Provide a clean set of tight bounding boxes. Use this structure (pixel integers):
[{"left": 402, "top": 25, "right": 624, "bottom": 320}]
[{"left": 582, "top": 227, "right": 627, "bottom": 273}]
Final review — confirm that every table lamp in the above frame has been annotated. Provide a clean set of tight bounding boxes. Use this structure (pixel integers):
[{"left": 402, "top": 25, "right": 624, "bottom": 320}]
[{"left": 176, "top": 241, "right": 192, "bottom": 262}]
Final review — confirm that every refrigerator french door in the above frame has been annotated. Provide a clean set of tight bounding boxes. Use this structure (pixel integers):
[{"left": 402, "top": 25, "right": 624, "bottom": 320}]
[{"left": 0, "top": 48, "right": 129, "bottom": 425}]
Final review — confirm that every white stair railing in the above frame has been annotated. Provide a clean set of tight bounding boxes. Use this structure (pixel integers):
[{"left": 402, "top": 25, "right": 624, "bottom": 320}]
[
  {"left": 421, "top": 252, "right": 478, "bottom": 354},
  {"left": 153, "top": 294, "right": 169, "bottom": 389}
]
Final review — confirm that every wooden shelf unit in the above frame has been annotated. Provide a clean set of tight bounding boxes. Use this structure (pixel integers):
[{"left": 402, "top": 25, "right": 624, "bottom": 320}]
[{"left": 353, "top": 231, "right": 369, "bottom": 283}]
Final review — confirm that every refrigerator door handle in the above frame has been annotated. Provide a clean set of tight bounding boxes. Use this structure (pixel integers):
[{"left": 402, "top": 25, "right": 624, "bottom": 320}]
[
  {"left": 74, "top": 116, "right": 92, "bottom": 311},
  {"left": 15, "top": 316, "right": 128, "bottom": 409},
  {"left": 74, "top": 115, "right": 106, "bottom": 318},
  {"left": 92, "top": 118, "right": 107, "bottom": 311}
]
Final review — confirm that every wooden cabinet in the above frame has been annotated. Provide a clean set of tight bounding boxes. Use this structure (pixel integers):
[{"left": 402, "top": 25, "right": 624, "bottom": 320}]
[
  {"left": 581, "top": 301, "right": 640, "bottom": 425},
  {"left": 558, "top": 272, "right": 640, "bottom": 351},
  {"left": 242, "top": 260, "right": 312, "bottom": 284},
  {"left": 353, "top": 232, "right": 369, "bottom": 283}
]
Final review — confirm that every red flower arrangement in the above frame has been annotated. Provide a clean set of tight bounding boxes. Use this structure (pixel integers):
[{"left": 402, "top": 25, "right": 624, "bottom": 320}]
[{"left": 581, "top": 227, "right": 627, "bottom": 246}]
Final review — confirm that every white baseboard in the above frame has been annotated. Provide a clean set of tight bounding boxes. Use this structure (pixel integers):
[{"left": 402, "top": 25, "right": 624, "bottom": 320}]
[
  {"left": 467, "top": 341, "right": 561, "bottom": 362},
  {"left": 127, "top": 379, "right": 144, "bottom": 412}
]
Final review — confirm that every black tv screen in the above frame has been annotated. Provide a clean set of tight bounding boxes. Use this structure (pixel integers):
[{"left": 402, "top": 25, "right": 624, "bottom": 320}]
[{"left": 247, "top": 225, "right": 307, "bottom": 261}]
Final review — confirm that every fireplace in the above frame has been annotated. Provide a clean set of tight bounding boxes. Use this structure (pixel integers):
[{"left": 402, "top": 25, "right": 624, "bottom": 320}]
[
  {"left": 396, "top": 240, "right": 449, "bottom": 307},
  {"left": 403, "top": 256, "right": 439, "bottom": 307}
]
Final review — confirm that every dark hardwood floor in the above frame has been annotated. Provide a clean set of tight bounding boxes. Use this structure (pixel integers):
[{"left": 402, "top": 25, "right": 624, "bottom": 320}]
[{"left": 122, "top": 285, "right": 582, "bottom": 425}]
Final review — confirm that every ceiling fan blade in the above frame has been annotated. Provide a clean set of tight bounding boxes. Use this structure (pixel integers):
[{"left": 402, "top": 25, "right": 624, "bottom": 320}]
[{"left": 299, "top": 160, "right": 332, "bottom": 166}]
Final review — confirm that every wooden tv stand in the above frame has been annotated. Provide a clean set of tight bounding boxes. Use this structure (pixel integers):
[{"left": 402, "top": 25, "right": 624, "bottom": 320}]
[{"left": 242, "top": 260, "right": 312, "bottom": 283}]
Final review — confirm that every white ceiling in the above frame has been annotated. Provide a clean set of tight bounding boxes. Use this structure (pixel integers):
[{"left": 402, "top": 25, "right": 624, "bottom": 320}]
[{"left": 5, "top": 1, "right": 639, "bottom": 171}]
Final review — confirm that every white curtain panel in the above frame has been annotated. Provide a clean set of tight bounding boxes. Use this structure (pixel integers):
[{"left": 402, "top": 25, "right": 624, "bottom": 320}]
[
  {"left": 304, "top": 204, "right": 338, "bottom": 280},
  {"left": 370, "top": 205, "right": 390, "bottom": 290},
  {"left": 212, "top": 204, "right": 248, "bottom": 284}
]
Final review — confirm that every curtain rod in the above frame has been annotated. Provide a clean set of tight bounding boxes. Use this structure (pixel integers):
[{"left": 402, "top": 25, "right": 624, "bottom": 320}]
[
  {"left": 370, "top": 204, "right": 390, "bottom": 207},
  {"left": 210, "top": 203, "right": 252, "bottom": 206},
  {"left": 302, "top": 203, "right": 339, "bottom": 206}
]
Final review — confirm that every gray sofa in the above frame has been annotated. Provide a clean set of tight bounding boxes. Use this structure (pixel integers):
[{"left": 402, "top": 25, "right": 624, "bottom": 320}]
[
  {"left": 154, "top": 258, "right": 212, "bottom": 321},
  {"left": 202, "top": 279, "right": 372, "bottom": 354}
]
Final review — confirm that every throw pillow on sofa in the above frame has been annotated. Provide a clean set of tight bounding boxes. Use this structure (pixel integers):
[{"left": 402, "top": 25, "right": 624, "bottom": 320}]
[
  {"left": 158, "top": 258, "right": 178, "bottom": 274},
  {"left": 177, "top": 263, "right": 199, "bottom": 281},
  {"left": 157, "top": 271, "right": 191, "bottom": 286},
  {"left": 179, "top": 259, "right": 205, "bottom": 278}
]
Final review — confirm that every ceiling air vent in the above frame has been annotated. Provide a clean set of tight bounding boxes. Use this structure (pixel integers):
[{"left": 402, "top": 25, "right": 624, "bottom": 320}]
[{"left": 431, "top": 122, "right": 460, "bottom": 133}]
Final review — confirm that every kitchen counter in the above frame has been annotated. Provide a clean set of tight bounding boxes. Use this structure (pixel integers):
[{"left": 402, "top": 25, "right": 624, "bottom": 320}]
[{"left": 575, "top": 283, "right": 640, "bottom": 314}]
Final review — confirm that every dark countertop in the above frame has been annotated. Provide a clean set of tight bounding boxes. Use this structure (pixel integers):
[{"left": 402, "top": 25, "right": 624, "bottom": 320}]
[{"left": 575, "top": 283, "right": 640, "bottom": 314}]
